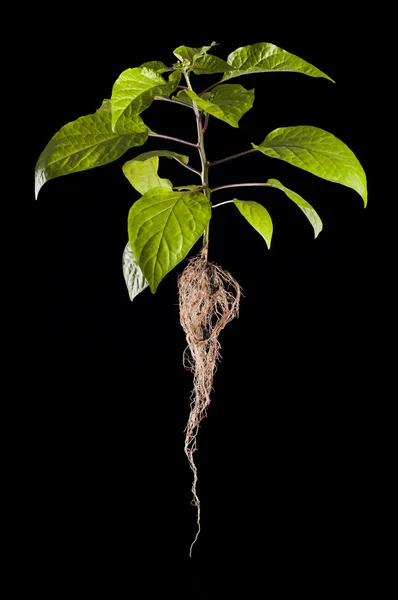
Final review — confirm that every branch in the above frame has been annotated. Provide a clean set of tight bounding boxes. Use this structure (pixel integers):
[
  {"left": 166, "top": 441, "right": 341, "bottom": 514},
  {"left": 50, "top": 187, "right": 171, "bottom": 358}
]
[
  {"left": 199, "top": 80, "right": 223, "bottom": 95},
  {"left": 212, "top": 200, "right": 234, "bottom": 208},
  {"left": 154, "top": 96, "right": 194, "bottom": 109},
  {"left": 209, "top": 148, "right": 257, "bottom": 167},
  {"left": 148, "top": 133, "right": 198, "bottom": 148},
  {"left": 211, "top": 183, "right": 270, "bottom": 193},
  {"left": 174, "top": 160, "right": 201, "bottom": 176}
]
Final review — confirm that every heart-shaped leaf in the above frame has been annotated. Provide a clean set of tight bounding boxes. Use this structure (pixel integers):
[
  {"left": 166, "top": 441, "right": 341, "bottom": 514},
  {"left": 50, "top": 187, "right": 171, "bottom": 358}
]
[{"left": 128, "top": 188, "right": 211, "bottom": 292}]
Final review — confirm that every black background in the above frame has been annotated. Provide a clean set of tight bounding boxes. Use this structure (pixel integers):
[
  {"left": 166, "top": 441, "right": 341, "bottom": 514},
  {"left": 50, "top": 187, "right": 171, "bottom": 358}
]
[{"left": 29, "top": 20, "right": 389, "bottom": 598}]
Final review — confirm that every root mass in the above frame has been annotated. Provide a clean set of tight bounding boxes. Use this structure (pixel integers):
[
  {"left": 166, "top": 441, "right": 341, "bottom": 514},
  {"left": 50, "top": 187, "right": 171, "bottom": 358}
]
[{"left": 178, "top": 253, "right": 241, "bottom": 555}]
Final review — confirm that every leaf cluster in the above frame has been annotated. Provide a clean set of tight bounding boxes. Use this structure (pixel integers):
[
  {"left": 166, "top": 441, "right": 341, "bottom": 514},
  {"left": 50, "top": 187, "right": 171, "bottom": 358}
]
[{"left": 35, "top": 42, "right": 367, "bottom": 299}]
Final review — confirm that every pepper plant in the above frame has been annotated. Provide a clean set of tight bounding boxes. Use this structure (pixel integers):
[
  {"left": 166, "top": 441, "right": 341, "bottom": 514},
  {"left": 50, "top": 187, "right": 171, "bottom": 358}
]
[{"left": 35, "top": 41, "right": 367, "bottom": 555}]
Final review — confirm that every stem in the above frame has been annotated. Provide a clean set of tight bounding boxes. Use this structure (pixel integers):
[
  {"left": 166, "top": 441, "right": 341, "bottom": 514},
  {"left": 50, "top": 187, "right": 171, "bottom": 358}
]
[
  {"left": 211, "top": 182, "right": 271, "bottom": 193},
  {"left": 154, "top": 96, "right": 194, "bottom": 109},
  {"left": 148, "top": 132, "right": 198, "bottom": 148},
  {"left": 209, "top": 148, "right": 257, "bottom": 167},
  {"left": 212, "top": 200, "right": 234, "bottom": 208},
  {"left": 184, "top": 71, "right": 210, "bottom": 260}
]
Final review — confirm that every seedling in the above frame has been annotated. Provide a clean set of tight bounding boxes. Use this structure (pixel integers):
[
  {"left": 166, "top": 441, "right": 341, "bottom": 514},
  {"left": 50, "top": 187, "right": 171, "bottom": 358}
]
[{"left": 35, "top": 41, "right": 367, "bottom": 555}]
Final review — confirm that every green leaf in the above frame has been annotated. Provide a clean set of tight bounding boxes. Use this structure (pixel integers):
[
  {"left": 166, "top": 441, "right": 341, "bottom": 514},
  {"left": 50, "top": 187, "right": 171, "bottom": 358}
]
[
  {"left": 265, "top": 179, "right": 323, "bottom": 237},
  {"left": 173, "top": 185, "right": 203, "bottom": 191},
  {"left": 128, "top": 188, "right": 211, "bottom": 292},
  {"left": 222, "top": 42, "right": 334, "bottom": 82},
  {"left": 139, "top": 60, "right": 169, "bottom": 73},
  {"left": 181, "top": 84, "right": 254, "bottom": 128},
  {"left": 122, "top": 242, "right": 149, "bottom": 301},
  {"left": 174, "top": 90, "right": 194, "bottom": 106},
  {"left": 110, "top": 68, "right": 180, "bottom": 129},
  {"left": 159, "top": 70, "right": 182, "bottom": 97},
  {"left": 111, "top": 67, "right": 166, "bottom": 128},
  {"left": 123, "top": 156, "right": 173, "bottom": 194},
  {"left": 173, "top": 42, "right": 217, "bottom": 64},
  {"left": 192, "top": 54, "right": 230, "bottom": 75},
  {"left": 172, "top": 42, "right": 229, "bottom": 74},
  {"left": 127, "top": 149, "right": 189, "bottom": 165},
  {"left": 253, "top": 126, "right": 367, "bottom": 206},
  {"left": 123, "top": 150, "right": 190, "bottom": 194},
  {"left": 35, "top": 99, "right": 148, "bottom": 198},
  {"left": 233, "top": 199, "right": 273, "bottom": 249}
]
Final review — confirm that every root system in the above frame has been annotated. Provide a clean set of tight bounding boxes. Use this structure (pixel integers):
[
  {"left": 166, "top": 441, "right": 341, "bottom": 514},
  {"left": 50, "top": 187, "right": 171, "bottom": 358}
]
[{"left": 178, "top": 253, "right": 241, "bottom": 555}]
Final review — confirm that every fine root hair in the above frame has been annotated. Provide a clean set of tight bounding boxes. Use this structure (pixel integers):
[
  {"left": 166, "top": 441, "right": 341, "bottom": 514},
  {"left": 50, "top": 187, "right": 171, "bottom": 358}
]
[{"left": 178, "top": 253, "right": 241, "bottom": 556}]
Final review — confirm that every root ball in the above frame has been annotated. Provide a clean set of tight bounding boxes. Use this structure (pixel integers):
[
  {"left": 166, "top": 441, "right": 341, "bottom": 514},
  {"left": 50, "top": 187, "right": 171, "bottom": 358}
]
[{"left": 178, "top": 253, "right": 241, "bottom": 555}]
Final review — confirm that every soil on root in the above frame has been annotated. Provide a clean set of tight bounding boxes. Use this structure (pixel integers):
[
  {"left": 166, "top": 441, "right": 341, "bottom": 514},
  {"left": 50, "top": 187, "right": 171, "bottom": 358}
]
[{"left": 178, "top": 253, "right": 241, "bottom": 555}]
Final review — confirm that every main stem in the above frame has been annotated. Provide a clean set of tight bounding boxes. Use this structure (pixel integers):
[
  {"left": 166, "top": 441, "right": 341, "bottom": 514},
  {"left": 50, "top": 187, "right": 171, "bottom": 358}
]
[{"left": 184, "top": 71, "right": 210, "bottom": 260}]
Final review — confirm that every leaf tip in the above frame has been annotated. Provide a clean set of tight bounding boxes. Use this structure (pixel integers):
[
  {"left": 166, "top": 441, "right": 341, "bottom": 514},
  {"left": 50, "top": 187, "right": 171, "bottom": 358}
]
[
  {"left": 314, "top": 227, "right": 322, "bottom": 239},
  {"left": 34, "top": 171, "right": 43, "bottom": 200}
]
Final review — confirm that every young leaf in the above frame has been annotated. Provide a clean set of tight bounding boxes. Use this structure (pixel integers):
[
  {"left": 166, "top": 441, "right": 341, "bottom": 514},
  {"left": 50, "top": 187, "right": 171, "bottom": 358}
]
[
  {"left": 111, "top": 68, "right": 180, "bottom": 129},
  {"left": 122, "top": 242, "right": 149, "bottom": 301},
  {"left": 139, "top": 60, "right": 169, "bottom": 73},
  {"left": 172, "top": 42, "right": 229, "bottom": 74},
  {"left": 159, "top": 70, "right": 182, "bottom": 97},
  {"left": 265, "top": 179, "right": 323, "bottom": 237},
  {"left": 35, "top": 100, "right": 148, "bottom": 199},
  {"left": 123, "top": 156, "right": 173, "bottom": 194},
  {"left": 123, "top": 150, "right": 190, "bottom": 193},
  {"left": 128, "top": 188, "right": 211, "bottom": 293},
  {"left": 233, "top": 200, "right": 273, "bottom": 248},
  {"left": 174, "top": 90, "right": 194, "bottom": 107},
  {"left": 173, "top": 42, "right": 217, "bottom": 64},
  {"left": 180, "top": 84, "right": 254, "bottom": 128},
  {"left": 252, "top": 126, "right": 367, "bottom": 206},
  {"left": 222, "top": 42, "right": 334, "bottom": 82}
]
